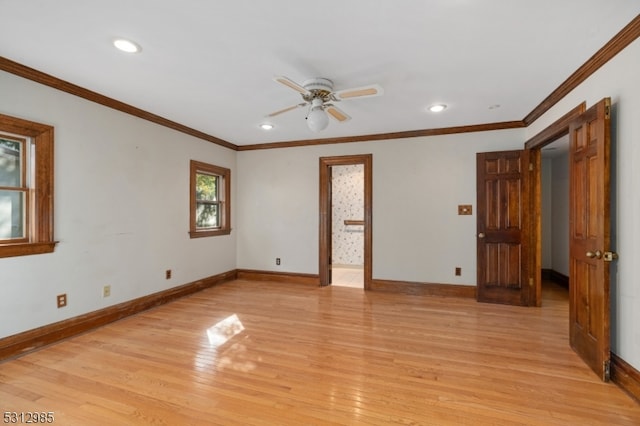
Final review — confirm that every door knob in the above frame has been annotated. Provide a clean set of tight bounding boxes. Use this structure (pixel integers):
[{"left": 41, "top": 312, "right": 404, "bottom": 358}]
[
  {"left": 586, "top": 250, "right": 602, "bottom": 259},
  {"left": 478, "top": 232, "right": 485, "bottom": 239}
]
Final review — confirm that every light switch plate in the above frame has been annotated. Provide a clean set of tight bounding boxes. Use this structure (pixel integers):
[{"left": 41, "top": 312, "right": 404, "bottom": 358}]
[{"left": 458, "top": 205, "right": 472, "bottom": 215}]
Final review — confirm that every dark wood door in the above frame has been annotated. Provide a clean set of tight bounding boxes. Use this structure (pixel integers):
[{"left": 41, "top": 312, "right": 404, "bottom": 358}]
[
  {"left": 477, "top": 149, "right": 531, "bottom": 306},
  {"left": 569, "top": 98, "right": 612, "bottom": 381}
]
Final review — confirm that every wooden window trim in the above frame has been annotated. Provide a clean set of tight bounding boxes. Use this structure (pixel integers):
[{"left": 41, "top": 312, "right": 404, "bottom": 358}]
[
  {"left": 0, "top": 114, "right": 56, "bottom": 258},
  {"left": 189, "top": 160, "right": 231, "bottom": 238}
]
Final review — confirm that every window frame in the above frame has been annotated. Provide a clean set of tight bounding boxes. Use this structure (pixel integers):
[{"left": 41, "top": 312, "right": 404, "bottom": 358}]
[
  {"left": 189, "top": 160, "right": 231, "bottom": 238},
  {"left": 0, "top": 113, "right": 56, "bottom": 258}
]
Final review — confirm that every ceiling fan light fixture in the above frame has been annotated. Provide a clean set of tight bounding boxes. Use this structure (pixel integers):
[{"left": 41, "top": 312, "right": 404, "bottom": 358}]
[
  {"left": 306, "top": 99, "right": 329, "bottom": 132},
  {"left": 269, "top": 75, "right": 383, "bottom": 131},
  {"left": 428, "top": 104, "right": 447, "bottom": 113},
  {"left": 113, "top": 38, "right": 141, "bottom": 53}
]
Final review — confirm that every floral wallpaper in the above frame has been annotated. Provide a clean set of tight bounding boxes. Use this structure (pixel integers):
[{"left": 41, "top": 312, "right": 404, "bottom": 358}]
[{"left": 332, "top": 164, "right": 364, "bottom": 266}]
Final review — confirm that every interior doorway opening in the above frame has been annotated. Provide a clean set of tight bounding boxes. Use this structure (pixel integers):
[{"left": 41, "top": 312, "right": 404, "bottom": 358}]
[
  {"left": 541, "top": 135, "right": 570, "bottom": 305},
  {"left": 319, "top": 154, "right": 372, "bottom": 289},
  {"left": 330, "top": 163, "right": 365, "bottom": 288},
  {"left": 526, "top": 99, "right": 613, "bottom": 381}
]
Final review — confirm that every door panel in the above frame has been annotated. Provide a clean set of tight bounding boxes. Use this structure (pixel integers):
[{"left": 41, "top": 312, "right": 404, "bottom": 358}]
[
  {"left": 477, "top": 150, "right": 531, "bottom": 306},
  {"left": 569, "top": 98, "right": 611, "bottom": 381}
]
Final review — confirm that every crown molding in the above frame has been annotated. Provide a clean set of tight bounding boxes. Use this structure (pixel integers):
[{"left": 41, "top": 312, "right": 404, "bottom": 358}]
[
  {"left": 523, "top": 14, "right": 640, "bottom": 126},
  {"left": 238, "top": 121, "right": 525, "bottom": 151},
  {"left": 0, "top": 56, "right": 238, "bottom": 151}
]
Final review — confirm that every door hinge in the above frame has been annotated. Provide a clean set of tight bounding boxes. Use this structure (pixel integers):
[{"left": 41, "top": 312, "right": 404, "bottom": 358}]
[
  {"left": 529, "top": 163, "right": 534, "bottom": 171},
  {"left": 529, "top": 277, "right": 534, "bottom": 287},
  {"left": 605, "top": 104, "right": 611, "bottom": 119},
  {"left": 603, "top": 359, "right": 611, "bottom": 381}
]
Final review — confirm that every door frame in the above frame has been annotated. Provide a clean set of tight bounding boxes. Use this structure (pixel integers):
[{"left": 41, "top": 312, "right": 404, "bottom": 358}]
[
  {"left": 524, "top": 102, "right": 586, "bottom": 306},
  {"left": 319, "top": 154, "right": 372, "bottom": 289}
]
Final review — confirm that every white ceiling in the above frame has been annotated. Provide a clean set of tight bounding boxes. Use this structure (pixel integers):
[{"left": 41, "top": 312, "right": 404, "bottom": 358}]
[{"left": 1, "top": 1, "right": 638, "bottom": 146}]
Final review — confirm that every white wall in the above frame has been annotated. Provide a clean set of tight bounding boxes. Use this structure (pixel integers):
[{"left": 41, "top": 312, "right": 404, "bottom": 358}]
[
  {"left": 236, "top": 129, "right": 525, "bottom": 284},
  {"left": 541, "top": 152, "right": 570, "bottom": 275},
  {"left": 526, "top": 38, "right": 640, "bottom": 370},
  {"left": 551, "top": 152, "right": 569, "bottom": 276},
  {"left": 541, "top": 158, "right": 553, "bottom": 269},
  {"left": 0, "top": 71, "right": 236, "bottom": 338}
]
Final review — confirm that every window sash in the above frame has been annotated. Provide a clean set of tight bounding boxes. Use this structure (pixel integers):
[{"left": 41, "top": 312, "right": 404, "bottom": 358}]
[
  {"left": 0, "top": 135, "right": 27, "bottom": 188},
  {"left": 195, "top": 172, "right": 219, "bottom": 202},
  {"left": 0, "top": 134, "right": 30, "bottom": 243},
  {"left": 0, "top": 188, "right": 28, "bottom": 242},
  {"left": 195, "top": 200, "right": 222, "bottom": 229}
]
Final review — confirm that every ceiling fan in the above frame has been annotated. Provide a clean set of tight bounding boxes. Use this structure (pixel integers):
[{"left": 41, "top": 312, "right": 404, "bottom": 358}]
[{"left": 267, "top": 76, "right": 383, "bottom": 132}]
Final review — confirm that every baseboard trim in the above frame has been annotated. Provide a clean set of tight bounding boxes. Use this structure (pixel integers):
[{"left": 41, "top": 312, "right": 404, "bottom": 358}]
[
  {"left": 0, "top": 269, "right": 237, "bottom": 362},
  {"left": 611, "top": 352, "right": 640, "bottom": 403},
  {"left": 236, "top": 269, "right": 320, "bottom": 286},
  {"left": 370, "top": 279, "right": 476, "bottom": 298},
  {"left": 542, "top": 268, "right": 569, "bottom": 289}
]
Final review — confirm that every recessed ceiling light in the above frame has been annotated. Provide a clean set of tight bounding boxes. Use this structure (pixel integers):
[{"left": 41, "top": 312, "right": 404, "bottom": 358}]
[
  {"left": 428, "top": 104, "right": 447, "bottom": 113},
  {"left": 113, "top": 38, "right": 141, "bottom": 53},
  {"left": 259, "top": 123, "right": 274, "bottom": 130}
]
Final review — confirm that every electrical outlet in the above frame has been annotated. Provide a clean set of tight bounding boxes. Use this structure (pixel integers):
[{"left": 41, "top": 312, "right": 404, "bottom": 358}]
[
  {"left": 276, "top": 258, "right": 281, "bottom": 266},
  {"left": 102, "top": 285, "right": 111, "bottom": 298},
  {"left": 455, "top": 267, "right": 462, "bottom": 276},
  {"left": 57, "top": 294, "right": 67, "bottom": 308},
  {"left": 166, "top": 269, "right": 172, "bottom": 279}
]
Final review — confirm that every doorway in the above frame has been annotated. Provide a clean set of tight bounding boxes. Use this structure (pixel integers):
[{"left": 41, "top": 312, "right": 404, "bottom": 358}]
[
  {"left": 330, "top": 164, "right": 365, "bottom": 288},
  {"left": 319, "top": 154, "right": 372, "bottom": 289},
  {"left": 541, "top": 135, "right": 570, "bottom": 305},
  {"left": 525, "top": 99, "right": 613, "bottom": 380}
]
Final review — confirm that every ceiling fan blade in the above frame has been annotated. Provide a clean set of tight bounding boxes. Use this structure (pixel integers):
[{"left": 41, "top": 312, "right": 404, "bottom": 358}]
[
  {"left": 334, "top": 84, "right": 383, "bottom": 100},
  {"left": 266, "top": 102, "right": 307, "bottom": 117},
  {"left": 326, "top": 105, "right": 351, "bottom": 122},
  {"left": 273, "top": 76, "right": 309, "bottom": 95}
]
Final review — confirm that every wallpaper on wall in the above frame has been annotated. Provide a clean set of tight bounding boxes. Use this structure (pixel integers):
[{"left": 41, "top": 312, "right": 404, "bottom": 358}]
[{"left": 332, "top": 164, "right": 364, "bottom": 266}]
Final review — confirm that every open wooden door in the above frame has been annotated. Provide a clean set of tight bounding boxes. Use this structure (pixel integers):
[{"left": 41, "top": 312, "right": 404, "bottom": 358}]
[
  {"left": 476, "top": 149, "right": 532, "bottom": 306},
  {"left": 319, "top": 162, "right": 333, "bottom": 286},
  {"left": 569, "top": 97, "right": 614, "bottom": 381}
]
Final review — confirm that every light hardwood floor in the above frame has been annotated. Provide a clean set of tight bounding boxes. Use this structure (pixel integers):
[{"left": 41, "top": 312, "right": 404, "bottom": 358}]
[
  {"left": 331, "top": 266, "right": 363, "bottom": 288},
  {"left": 1, "top": 280, "right": 639, "bottom": 425}
]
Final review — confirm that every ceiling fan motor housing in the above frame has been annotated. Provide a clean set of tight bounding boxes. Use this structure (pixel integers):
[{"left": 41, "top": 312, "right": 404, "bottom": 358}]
[{"left": 302, "top": 78, "right": 334, "bottom": 102}]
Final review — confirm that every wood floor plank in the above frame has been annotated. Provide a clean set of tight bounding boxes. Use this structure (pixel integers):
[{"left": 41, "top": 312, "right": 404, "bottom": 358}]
[{"left": 1, "top": 279, "right": 639, "bottom": 425}]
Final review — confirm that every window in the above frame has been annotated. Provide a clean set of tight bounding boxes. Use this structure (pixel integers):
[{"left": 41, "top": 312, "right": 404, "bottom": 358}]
[
  {"left": 0, "top": 114, "right": 56, "bottom": 258},
  {"left": 189, "top": 160, "right": 230, "bottom": 237}
]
